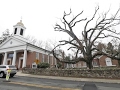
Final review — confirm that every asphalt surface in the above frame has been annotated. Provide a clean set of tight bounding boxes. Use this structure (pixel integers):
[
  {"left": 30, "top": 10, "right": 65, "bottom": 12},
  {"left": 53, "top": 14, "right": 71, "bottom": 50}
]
[
  {"left": 0, "top": 76, "right": 82, "bottom": 90},
  {"left": 83, "top": 83, "right": 97, "bottom": 90},
  {"left": 0, "top": 81, "right": 55, "bottom": 90},
  {"left": 1, "top": 74, "right": 120, "bottom": 90}
]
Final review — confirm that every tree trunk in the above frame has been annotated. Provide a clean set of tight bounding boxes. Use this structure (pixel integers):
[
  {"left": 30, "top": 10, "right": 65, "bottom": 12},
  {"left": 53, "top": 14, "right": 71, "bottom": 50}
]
[
  {"left": 86, "top": 61, "right": 93, "bottom": 69},
  {"left": 118, "top": 60, "right": 120, "bottom": 67}
]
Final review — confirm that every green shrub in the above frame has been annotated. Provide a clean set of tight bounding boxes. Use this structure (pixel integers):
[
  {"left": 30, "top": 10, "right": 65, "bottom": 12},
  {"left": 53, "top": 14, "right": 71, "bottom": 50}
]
[
  {"left": 37, "top": 62, "right": 50, "bottom": 68},
  {"left": 57, "top": 62, "right": 62, "bottom": 68}
]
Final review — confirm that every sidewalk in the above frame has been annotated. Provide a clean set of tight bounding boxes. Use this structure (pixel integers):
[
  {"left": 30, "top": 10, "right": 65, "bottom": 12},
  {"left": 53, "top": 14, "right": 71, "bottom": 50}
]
[{"left": 16, "top": 71, "right": 120, "bottom": 84}]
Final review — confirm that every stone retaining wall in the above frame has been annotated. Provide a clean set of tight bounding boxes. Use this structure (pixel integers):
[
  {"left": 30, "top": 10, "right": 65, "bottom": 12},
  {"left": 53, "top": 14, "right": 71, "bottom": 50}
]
[{"left": 22, "top": 68, "right": 120, "bottom": 79}]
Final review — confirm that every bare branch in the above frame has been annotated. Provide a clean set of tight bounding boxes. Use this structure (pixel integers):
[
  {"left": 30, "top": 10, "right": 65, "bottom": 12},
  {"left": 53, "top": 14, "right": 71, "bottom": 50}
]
[
  {"left": 84, "top": 6, "right": 99, "bottom": 31},
  {"left": 71, "top": 18, "right": 87, "bottom": 27},
  {"left": 70, "top": 11, "right": 84, "bottom": 24},
  {"left": 59, "top": 40, "right": 82, "bottom": 50},
  {"left": 52, "top": 50, "right": 86, "bottom": 64},
  {"left": 67, "top": 46, "right": 76, "bottom": 50},
  {"left": 64, "top": 8, "right": 72, "bottom": 17}
]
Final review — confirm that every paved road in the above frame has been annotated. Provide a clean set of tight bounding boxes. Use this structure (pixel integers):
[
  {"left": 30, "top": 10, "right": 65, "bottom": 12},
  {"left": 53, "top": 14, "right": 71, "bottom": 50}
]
[
  {"left": 83, "top": 83, "right": 97, "bottom": 90},
  {"left": 0, "top": 81, "right": 54, "bottom": 90},
  {"left": 0, "top": 76, "right": 81, "bottom": 90},
  {"left": 0, "top": 75, "right": 120, "bottom": 90}
]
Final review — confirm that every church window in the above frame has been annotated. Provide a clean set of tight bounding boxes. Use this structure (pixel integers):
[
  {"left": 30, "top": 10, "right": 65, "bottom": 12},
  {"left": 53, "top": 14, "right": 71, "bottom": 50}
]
[
  {"left": 20, "top": 29, "right": 23, "bottom": 35},
  {"left": 36, "top": 52, "right": 39, "bottom": 59},
  {"left": 92, "top": 61, "right": 98, "bottom": 66},
  {"left": 14, "top": 28, "right": 17, "bottom": 34},
  {"left": 8, "top": 54, "right": 13, "bottom": 58}
]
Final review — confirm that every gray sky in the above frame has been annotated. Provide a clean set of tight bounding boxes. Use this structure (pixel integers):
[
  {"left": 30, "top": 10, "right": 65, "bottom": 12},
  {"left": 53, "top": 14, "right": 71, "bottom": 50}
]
[{"left": 0, "top": 0, "right": 120, "bottom": 43}]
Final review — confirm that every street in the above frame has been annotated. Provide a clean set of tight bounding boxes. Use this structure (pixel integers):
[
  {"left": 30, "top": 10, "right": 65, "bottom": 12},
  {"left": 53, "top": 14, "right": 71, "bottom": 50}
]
[{"left": 0, "top": 75, "right": 120, "bottom": 90}]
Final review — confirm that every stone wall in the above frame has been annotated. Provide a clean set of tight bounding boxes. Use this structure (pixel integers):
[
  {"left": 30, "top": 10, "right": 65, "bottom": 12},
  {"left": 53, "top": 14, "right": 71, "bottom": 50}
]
[{"left": 22, "top": 68, "right": 120, "bottom": 79}]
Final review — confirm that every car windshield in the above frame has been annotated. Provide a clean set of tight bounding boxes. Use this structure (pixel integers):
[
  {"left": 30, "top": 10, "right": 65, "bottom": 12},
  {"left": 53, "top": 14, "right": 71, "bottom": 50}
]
[
  {"left": 8, "top": 66, "right": 16, "bottom": 68},
  {"left": 0, "top": 66, "right": 6, "bottom": 68}
]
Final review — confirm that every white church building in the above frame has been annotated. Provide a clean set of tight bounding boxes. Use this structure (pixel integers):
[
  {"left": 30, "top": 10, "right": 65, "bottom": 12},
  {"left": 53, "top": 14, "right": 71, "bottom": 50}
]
[{"left": 0, "top": 20, "right": 57, "bottom": 69}]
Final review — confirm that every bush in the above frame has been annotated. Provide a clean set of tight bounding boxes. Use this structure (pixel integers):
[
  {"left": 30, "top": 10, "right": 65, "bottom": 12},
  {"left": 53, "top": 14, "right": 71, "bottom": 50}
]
[
  {"left": 57, "top": 62, "right": 62, "bottom": 68},
  {"left": 37, "top": 63, "right": 50, "bottom": 68}
]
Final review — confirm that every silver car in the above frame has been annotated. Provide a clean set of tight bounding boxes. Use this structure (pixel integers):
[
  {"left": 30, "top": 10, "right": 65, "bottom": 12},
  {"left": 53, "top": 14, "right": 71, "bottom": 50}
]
[{"left": 0, "top": 65, "right": 17, "bottom": 78}]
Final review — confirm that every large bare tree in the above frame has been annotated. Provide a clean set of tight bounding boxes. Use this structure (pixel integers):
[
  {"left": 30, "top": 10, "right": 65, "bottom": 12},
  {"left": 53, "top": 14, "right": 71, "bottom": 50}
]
[{"left": 52, "top": 6, "right": 120, "bottom": 69}]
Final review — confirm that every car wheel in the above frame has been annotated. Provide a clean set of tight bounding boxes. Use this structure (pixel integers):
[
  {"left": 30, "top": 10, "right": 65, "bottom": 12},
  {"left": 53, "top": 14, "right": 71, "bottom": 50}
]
[
  {"left": 10, "top": 74, "right": 14, "bottom": 77},
  {"left": 0, "top": 72, "right": 4, "bottom": 78}
]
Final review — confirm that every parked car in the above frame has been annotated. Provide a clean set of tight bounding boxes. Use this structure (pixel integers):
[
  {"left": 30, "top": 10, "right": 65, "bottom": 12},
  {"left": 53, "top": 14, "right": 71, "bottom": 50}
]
[{"left": 0, "top": 65, "right": 17, "bottom": 78}]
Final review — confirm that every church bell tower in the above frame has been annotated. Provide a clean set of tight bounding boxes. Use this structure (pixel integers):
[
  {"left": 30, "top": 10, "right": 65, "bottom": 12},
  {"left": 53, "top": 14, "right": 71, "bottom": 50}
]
[{"left": 13, "top": 20, "right": 26, "bottom": 36}]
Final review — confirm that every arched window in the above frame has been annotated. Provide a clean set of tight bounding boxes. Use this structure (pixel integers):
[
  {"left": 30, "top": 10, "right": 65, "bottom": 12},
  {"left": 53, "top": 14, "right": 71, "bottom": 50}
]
[
  {"left": 14, "top": 28, "right": 17, "bottom": 34},
  {"left": 20, "top": 29, "right": 23, "bottom": 35}
]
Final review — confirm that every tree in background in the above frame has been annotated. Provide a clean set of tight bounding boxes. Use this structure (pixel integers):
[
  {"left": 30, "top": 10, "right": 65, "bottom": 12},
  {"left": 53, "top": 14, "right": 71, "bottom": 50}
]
[
  {"left": 105, "top": 40, "right": 120, "bottom": 67},
  {"left": 52, "top": 6, "right": 120, "bottom": 69},
  {"left": 0, "top": 29, "right": 10, "bottom": 44},
  {"left": 0, "top": 29, "right": 11, "bottom": 64},
  {"left": 106, "top": 42, "right": 114, "bottom": 54},
  {"left": 25, "top": 35, "right": 37, "bottom": 45},
  {"left": 25, "top": 36, "right": 54, "bottom": 51}
]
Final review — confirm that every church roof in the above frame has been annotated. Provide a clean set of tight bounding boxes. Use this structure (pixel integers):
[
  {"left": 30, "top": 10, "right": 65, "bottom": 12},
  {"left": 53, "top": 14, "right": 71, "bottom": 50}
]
[
  {"left": 13, "top": 20, "right": 26, "bottom": 29},
  {"left": 17, "top": 20, "right": 24, "bottom": 26},
  {"left": 0, "top": 35, "right": 52, "bottom": 54}
]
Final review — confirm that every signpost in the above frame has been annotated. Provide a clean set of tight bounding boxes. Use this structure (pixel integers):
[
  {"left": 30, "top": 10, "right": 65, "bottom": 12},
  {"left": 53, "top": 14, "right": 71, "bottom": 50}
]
[
  {"left": 6, "top": 69, "right": 11, "bottom": 81},
  {"left": 34, "top": 59, "right": 40, "bottom": 64}
]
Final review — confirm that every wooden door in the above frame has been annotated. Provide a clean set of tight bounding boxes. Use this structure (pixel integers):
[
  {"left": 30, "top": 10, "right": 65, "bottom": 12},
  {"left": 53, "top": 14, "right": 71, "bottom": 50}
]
[
  {"left": 20, "top": 59, "right": 23, "bottom": 68},
  {"left": 7, "top": 60, "right": 11, "bottom": 65}
]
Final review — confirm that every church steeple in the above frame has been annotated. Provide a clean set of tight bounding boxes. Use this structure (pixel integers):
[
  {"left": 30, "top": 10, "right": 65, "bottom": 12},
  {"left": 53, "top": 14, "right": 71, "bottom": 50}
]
[{"left": 13, "top": 20, "right": 26, "bottom": 36}]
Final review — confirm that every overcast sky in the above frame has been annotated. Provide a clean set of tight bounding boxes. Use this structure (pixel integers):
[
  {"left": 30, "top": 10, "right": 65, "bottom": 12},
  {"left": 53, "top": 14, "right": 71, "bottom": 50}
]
[{"left": 0, "top": 0, "right": 120, "bottom": 43}]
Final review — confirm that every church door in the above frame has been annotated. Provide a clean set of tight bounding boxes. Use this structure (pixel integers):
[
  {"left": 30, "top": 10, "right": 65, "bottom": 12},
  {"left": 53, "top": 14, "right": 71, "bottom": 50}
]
[
  {"left": 20, "top": 59, "right": 23, "bottom": 68},
  {"left": 19, "top": 57, "right": 23, "bottom": 69},
  {"left": 7, "top": 60, "right": 11, "bottom": 65}
]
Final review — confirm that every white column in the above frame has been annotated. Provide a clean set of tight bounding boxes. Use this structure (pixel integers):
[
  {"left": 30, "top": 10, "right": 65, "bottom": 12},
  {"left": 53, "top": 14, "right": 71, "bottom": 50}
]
[
  {"left": 12, "top": 51, "right": 17, "bottom": 65},
  {"left": 3, "top": 52, "right": 7, "bottom": 65},
  {"left": 22, "top": 49, "right": 27, "bottom": 68}
]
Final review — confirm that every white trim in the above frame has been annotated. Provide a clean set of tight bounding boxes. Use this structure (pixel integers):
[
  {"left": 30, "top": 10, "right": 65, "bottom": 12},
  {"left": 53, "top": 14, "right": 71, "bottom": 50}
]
[{"left": 18, "top": 57, "right": 23, "bottom": 68}]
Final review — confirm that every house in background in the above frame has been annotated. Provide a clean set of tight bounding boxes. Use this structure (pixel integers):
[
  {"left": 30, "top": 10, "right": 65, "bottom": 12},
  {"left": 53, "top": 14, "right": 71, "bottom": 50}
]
[
  {"left": 0, "top": 20, "right": 57, "bottom": 69},
  {"left": 64, "top": 55, "right": 118, "bottom": 68}
]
